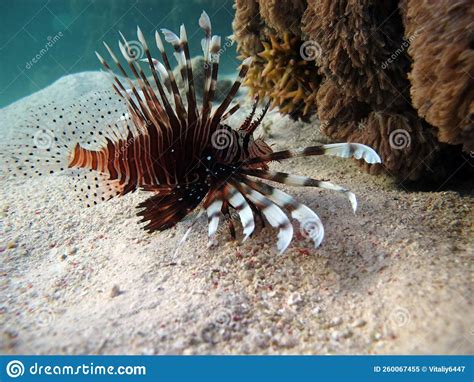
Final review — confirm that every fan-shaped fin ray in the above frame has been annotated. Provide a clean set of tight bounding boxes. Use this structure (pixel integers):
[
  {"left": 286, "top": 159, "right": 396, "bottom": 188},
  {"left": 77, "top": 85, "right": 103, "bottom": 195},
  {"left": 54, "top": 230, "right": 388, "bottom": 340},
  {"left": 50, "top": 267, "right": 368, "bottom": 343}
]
[
  {"left": 237, "top": 175, "right": 325, "bottom": 248},
  {"left": 230, "top": 179, "right": 293, "bottom": 254},
  {"left": 224, "top": 183, "right": 255, "bottom": 241},
  {"left": 209, "top": 57, "right": 253, "bottom": 133},
  {"left": 245, "top": 143, "right": 382, "bottom": 166},
  {"left": 155, "top": 30, "right": 187, "bottom": 126},
  {"left": 241, "top": 168, "right": 358, "bottom": 213}
]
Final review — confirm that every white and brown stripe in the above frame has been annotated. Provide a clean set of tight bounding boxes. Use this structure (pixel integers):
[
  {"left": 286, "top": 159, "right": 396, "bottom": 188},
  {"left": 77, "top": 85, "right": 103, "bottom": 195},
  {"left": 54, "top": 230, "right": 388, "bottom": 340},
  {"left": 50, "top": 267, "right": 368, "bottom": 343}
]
[
  {"left": 244, "top": 143, "right": 382, "bottom": 166},
  {"left": 237, "top": 175, "right": 325, "bottom": 247},
  {"left": 241, "top": 168, "right": 358, "bottom": 212},
  {"left": 224, "top": 183, "right": 255, "bottom": 241},
  {"left": 230, "top": 178, "right": 293, "bottom": 253}
]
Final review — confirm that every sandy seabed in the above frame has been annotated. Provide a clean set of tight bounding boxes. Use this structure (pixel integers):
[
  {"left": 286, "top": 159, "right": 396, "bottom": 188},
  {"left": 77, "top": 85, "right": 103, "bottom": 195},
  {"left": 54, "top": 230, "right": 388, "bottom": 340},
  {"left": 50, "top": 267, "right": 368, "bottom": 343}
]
[{"left": 1, "top": 73, "right": 472, "bottom": 354}]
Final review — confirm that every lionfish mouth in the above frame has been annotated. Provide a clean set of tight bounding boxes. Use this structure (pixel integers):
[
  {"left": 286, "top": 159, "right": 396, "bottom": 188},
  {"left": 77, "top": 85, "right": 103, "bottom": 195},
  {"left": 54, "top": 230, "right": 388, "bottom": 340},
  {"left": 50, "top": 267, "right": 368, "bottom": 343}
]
[{"left": 2, "top": 12, "right": 381, "bottom": 254}]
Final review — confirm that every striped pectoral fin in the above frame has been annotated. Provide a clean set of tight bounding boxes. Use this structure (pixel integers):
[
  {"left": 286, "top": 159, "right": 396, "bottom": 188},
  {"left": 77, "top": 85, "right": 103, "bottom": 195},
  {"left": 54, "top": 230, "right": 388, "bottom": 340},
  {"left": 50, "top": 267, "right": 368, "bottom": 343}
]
[
  {"left": 138, "top": 197, "right": 189, "bottom": 232},
  {"left": 238, "top": 176, "right": 325, "bottom": 248},
  {"left": 321, "top": 143, "right": 382, "bottom": 164},
  {"left": 221, "top": 201, "right": 236, "bottom": 240},
  {"left": 224, "top": 184, "right": 255, "bottom": 241},
  {"left": 206, "top": 196, "right": 224, "bottom": 241},
  {"left": 241, "top": 168, "right": 358, "bottom": 213},
  {"left": 231, "top": 179, "right": 293, "bottom": 254},
  {"left": 245, "top": 143, "right": 382, "bottom": 166},
  {"left": 221, "top": 103, "right": 241, "bottom": 122}
]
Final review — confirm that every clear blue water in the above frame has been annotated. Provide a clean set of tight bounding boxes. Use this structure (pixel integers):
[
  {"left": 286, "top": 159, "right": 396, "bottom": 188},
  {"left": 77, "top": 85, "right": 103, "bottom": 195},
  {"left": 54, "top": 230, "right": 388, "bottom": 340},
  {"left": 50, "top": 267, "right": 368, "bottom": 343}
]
[{"left": 0, "top": 0, "right": 236, "bottom": 108}]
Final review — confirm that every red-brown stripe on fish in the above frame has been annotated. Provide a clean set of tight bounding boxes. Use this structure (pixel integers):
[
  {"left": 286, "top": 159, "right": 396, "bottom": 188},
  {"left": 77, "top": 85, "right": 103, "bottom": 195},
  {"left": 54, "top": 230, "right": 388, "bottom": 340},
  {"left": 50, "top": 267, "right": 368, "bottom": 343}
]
[{"left": 1, "top": 11, "right": 382, "bottom": 253}]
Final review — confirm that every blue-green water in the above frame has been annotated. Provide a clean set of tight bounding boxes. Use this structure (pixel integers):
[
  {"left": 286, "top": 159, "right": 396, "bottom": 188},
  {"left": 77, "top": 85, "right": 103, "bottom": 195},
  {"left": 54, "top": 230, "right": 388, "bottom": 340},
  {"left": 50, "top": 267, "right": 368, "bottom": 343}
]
[{"left": 0, "top": 0, "right": 236, "bottom": 108}]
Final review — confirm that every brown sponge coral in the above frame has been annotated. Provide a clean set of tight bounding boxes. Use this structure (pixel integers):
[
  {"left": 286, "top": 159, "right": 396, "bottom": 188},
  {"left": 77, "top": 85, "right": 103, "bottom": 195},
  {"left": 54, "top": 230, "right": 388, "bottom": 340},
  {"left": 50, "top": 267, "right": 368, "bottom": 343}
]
[
  {"left": 316, "top": 79, "right": 440, "bottom": 180},
  {"left": 233, "top": 0, "right": 265, "bottom": 56},
  {"left": 403, "top": 0, "right": 474, "bottom": 151},
  {"left": 258, "top": 0, "right": 307, "bottom": 38},
  {"left": 301, "top": 0, "right": 410, "bottom": 107},
  {"left": 301, "top": 0, "right": 438, "bottom": 179},
  {"left": 243, "top": 33, "right": 321, "bottom": 119},
  {"left": 233, "top": 0, "right": 473, "bottom": 181}
]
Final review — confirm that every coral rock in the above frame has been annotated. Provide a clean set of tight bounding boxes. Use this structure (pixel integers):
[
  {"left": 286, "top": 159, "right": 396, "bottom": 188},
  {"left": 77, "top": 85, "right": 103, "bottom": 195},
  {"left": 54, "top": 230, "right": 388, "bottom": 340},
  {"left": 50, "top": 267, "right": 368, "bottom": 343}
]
[
  {"left": 243, "top": 33, "right": 321, "bottom": 120},
  {"left": 317, "top": 79, "right": 440, "bottom": 181},
  {"left": 259, "top": 0, "right": 306, "bottom": 38},
  {"left": 232, "top": 0, "right": 473, "bottom": 180},
  {"left": 302, "top": 0, "right": 410, "bottom": 107},
  {"left": 233, "top": 0, "right": 265, "bottom": 56},
  {"left": 403, "top": 0, "right": 474, "bottom": 151}
]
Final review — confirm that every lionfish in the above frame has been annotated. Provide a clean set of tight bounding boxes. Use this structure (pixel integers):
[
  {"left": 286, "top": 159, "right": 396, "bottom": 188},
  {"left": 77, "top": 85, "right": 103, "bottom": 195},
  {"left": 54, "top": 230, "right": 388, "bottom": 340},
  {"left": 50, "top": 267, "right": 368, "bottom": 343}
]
[{"left": 2, "top": 12, "right": 381, "bottom": 253}]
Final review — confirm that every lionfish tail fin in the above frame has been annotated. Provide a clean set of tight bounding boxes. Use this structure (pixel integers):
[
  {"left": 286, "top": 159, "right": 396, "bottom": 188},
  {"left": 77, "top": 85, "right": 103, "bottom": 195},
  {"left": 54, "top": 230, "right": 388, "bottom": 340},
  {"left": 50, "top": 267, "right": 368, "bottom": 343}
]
[{"left": 1, "top": 93, "right": 124, "bottom": 179}]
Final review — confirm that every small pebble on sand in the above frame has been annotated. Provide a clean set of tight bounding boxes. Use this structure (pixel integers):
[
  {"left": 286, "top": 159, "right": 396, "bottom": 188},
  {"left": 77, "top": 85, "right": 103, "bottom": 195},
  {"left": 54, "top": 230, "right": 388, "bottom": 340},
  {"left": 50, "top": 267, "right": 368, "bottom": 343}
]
[
  {"left": 110, "top": 285, "right": 122, "bottom": 298},
  {"left": 330, "top": 317, "right": 343, "bottom": 327},
  {"left": 352, "top": 319, "right": 367, "bottom": 328},
  {"left": 7, "top": 242, "right": 18, "bottom": 250}
]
